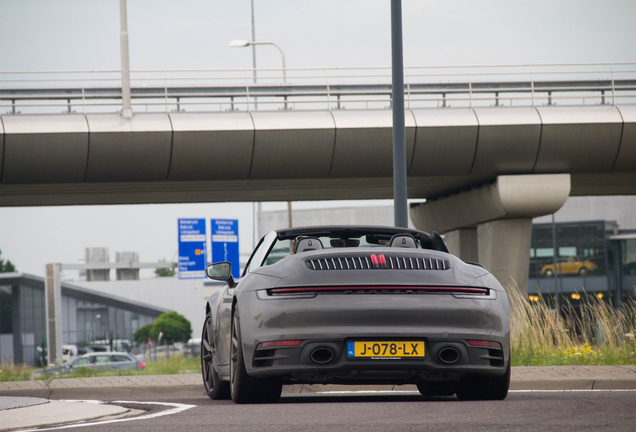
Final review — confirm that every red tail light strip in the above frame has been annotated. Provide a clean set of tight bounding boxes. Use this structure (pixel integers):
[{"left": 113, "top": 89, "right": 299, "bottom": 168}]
[{"left": 269, "top": 286, "right": 489, "bottom": 295}]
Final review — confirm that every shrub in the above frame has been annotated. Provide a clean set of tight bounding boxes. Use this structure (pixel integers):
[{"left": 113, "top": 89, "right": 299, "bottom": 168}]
[
  {"left": 149, "top": 311, "right": 192, "bottom": 345},
  {"left": 133, "top": 323, "right": 154, "bottom": 344}
]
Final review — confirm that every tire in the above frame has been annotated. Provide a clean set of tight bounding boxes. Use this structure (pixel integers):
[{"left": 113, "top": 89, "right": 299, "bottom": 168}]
[
  {"left": 579, "top": 267, "right": 588, "bottom": 277},
  {"left": 456, "top": 358, "right": 510, "bottom": 401},
  {"left": 201, "top": 312, "right": 231, "bottom": 400},
  {"left": 417, "top": 381, "right": 456, "bottom": 397},
  {"left": 230, "top": 307, "right": 282, "bottom": 404}
]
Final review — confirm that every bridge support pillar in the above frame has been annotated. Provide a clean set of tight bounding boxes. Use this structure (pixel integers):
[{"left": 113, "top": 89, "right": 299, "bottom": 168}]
[
  {"left": 476, "top": 218, "right": 533, "bottom": 294},
  {"left": 410, "top": 174, "right": 571, "bottom": 294},
  {"left": 444, "top": 228, "right": 478, "bottom": 263}
]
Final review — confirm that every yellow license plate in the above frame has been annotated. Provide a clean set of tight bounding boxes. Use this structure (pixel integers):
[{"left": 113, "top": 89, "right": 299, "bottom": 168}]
[{"left": 347, "top": 341, "right": 425, "bottom": 358}]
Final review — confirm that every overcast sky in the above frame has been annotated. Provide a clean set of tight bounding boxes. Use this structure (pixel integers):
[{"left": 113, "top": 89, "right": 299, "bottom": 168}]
[{"left": 0, "top": 0, "right": 635, "bottom": 277}]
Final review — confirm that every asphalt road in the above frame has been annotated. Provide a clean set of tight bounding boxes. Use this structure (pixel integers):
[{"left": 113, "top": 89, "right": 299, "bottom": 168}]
[{"left": 58, "top": 391, "right": 636, "bottom": 432}]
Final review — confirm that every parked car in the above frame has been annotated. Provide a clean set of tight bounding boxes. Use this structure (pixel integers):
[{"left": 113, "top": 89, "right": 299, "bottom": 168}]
[
  {"left": 62, "top": 344, "right": 78, "bottom": 363},
  {"left": 541, "top": 257, "right": 597, "bottom": 277},
  {"left": 89, "top": 339, "right": 132, "bottom": 353},
  {"left": 36, "top": 352, "right": 145, "bottom": 375},
  {"left": 201, "top": 226, "right": 510, "bottom": 404}
]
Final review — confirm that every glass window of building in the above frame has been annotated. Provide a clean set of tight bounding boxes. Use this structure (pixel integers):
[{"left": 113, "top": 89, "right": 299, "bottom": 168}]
[{"left": 530, "top": 221, "right": 607, "bottom": 280}]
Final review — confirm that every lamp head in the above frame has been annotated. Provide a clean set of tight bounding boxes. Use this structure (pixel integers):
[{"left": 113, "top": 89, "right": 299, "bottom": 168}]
[{"left": 228, "top": 40, "right": 250, "bottom": 48}]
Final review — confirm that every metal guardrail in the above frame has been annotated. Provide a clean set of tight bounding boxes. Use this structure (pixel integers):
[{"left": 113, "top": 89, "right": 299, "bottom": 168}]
[{"left": 1, "top": 62, "right": 635, "bottom": 114}]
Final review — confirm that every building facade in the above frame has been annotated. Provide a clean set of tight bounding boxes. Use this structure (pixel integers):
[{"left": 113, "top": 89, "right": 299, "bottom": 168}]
[
  {"left": 0, "top": 273, "right": 164, "bottom": 366},
  {"left": 528, "top": 220, "right": 636, "bottom": 306}
]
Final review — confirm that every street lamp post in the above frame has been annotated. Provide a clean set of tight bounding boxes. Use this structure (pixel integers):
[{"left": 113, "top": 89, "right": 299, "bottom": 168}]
[
  {"left": 228, "top": 40, "right": 286, "bottom": 84},
  {"left": 229, "top": 40, "right": 288, "bottom": 110},
  {"left": 229, "top": 39, "right": 293, "bottom": 229},
  {"left": 119, "top": 0, "right": 133, "bottom": 118},
  {"left": 390, "top": 0, "right": 408, "bottom": 228}
]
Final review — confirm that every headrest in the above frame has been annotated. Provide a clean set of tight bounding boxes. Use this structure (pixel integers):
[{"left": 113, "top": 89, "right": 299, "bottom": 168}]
[
  {"left": 294, "top": 237, "right": 324, "bottom": 254},
  {"left": 388, "top": 234, "right": 417, "bottom": 248}
]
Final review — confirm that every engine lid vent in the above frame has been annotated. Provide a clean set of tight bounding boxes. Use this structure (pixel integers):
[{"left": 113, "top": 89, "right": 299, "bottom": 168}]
[{"left": 305, "top": 255, "right": 450, "bottom": 271}]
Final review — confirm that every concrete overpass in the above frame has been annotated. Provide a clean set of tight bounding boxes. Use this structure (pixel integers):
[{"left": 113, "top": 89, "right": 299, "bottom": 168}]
[
  {"left": 1, "top": 104, "right": 635, "bottom": 203},
  {"left": 2, "top": 63, "right": 636, "bottom": 291}
]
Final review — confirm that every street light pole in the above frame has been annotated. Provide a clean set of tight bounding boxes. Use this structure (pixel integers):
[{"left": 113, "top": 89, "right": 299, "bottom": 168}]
[
  {"left": 229, "top": 39, "right": 292, "bottom": 228},
  {"left": 249, "top": 0, "right": 262, "bottom": 243},
  {"left": 390, "top": 0, "right": 408, "bottom": 228},
  {"left": 119, "top": 0, "right": 133, "bottom": 118},
  {"left": 247, "top": 41, "right": 287, "bottom": 110},
  {"left": 250, "top": 0, "right": 257, "bottom": 84},
  {"left": 228, "top": 40, "right": 286, "bottom": 83}
]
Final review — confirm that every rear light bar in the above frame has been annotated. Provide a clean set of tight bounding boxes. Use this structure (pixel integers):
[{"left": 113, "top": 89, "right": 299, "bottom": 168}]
[
  {"left": 256, "top": 340, "right": 303, "bottom": 349},
  {"left": 467, "top": 340, "right": 502, "bottom": 349},
  {"left": 268, "top": 286, "right": 489, "bottom": 295}
]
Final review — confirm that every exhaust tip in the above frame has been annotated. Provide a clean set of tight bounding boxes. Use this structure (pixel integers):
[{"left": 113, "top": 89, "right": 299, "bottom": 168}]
[
  {"left": 310, "top": 347, "right": 335, "bottom": 364},
  {"left": 438, "top": 346, "right": 461, "bottom": 364}
]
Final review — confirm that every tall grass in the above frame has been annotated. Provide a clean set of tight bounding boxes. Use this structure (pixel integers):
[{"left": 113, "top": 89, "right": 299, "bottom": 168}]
[
  {"left": 56, "top": 354, "right": 202, "bottom": 379},
  {"left": 0, "top": 363, "right": 32, "bottom": 381},
  {"left": 508, "top": 285, "right": 636, "bottom": 366},
  {"left": 0, "top": 354, "right": 202, "bottom": 382}
]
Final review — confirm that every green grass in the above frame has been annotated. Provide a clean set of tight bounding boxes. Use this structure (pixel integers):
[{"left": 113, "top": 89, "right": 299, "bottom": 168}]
[
  {"left": 142, "top": 353, "right": 201, "bottom": 375},
  {"left": 512, "top": 343, "right": 636, "bottom": 366},
  {"left": 508, "top": 283, "right": 636, "bottom": 367},
  {"left": 1, "top": 354, "right": 202, "bottom": 382},
  {"left": 59, "top": 354, "right": 202, "bottom": 379},
  {"left": 0, "top": 363, "right": 33, "bottom": 382}
]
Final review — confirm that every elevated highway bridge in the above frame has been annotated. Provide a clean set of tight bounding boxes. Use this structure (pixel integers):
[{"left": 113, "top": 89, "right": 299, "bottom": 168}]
[
  {"left": 1, "top": 63, "right": 635, "bottom": 206},
  {"left": 2, "top": 63, "right": 636, "bottom": 291}
]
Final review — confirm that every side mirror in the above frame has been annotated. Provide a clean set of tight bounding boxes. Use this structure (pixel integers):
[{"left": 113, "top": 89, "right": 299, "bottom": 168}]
[{"left": 206, "top": 262, "right": 235, "bottom": 287}]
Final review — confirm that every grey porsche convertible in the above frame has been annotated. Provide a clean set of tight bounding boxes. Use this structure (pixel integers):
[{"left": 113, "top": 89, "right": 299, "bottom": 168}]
[{"left": 201, "top": 226, "right": 510, "bottom": 403}]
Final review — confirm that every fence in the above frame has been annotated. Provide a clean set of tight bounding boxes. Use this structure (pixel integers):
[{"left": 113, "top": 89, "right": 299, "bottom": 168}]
[{"left": 1, "top": 62, "right": 635, "bottom": 115}]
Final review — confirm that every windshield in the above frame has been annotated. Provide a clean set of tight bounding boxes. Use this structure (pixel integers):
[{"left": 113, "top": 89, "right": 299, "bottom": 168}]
[{"left": 263, "top": 234, "right": 423, "bottom": 267}]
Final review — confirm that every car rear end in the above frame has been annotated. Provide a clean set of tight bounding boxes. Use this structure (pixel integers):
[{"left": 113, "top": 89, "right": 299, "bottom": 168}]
[{"left": 236, "top": 248, "right": 510, "bottom": 385}]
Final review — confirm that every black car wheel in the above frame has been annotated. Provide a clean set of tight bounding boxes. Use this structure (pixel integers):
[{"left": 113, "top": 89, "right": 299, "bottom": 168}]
[
  {"left": 456, "top": 355, "right": 510, "bottom": 401},
  {"left": 201, "top": 313, "right": 230, "bottom": 400},
  {"left": 230, "top": 307, "right": 282, "bottom": 404}
]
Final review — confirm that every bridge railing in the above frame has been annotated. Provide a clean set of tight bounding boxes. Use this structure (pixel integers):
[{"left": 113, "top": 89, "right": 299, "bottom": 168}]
[{"left": 1, "top": 62, "right": 635, "bottom": 115}]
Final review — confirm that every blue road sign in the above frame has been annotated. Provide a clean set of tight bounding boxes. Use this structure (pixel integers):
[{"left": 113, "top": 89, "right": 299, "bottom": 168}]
[
  {"left": 211, "top": 219, "right": 240, "bottom": 279},
  {"left": 178, "top": 218, "right": 207, "bottom": 279}
]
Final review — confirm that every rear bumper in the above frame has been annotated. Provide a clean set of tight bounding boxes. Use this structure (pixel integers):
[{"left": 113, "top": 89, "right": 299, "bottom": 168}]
[{"left": 236, "top": 289, "right": 510, "bottom": 383}]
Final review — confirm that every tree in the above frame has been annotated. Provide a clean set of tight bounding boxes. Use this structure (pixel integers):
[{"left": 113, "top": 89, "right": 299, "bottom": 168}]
[
  {"left": 133, "top": 323, "right": 154, "bottom": 344},
  {"left": 149, "top": 311, "right": 192, "bottom": 345},
  {"left": 0, "top": 249, "right": 16, "bottom": 273},
  {"left": 154, "top": 259, "right": 176, "bottom": 277}
]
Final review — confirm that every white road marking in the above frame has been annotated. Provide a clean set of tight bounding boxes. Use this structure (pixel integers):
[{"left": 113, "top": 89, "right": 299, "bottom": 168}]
[
  {"left": 15, "top": 400, "right": 195, "bottom": 431},
  {"left": 298, "top": 391, "right": 420, "bottom": 395},
  {"left": 290, "top": 389, "right": 636, "bottom": 396},
  {"left": 509, "top": 389, "right": 636, "bottom": 392}
]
